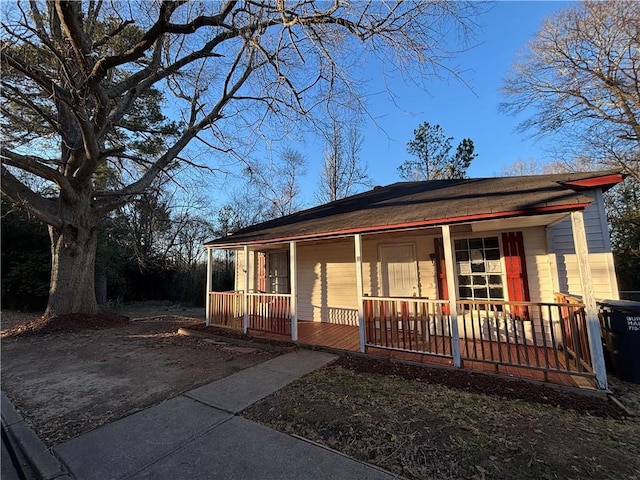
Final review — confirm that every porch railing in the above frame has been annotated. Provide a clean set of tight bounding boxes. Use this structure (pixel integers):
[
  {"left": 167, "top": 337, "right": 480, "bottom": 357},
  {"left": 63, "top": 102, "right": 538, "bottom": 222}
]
[
  {"left": 208, "top": 291, "right": 292, "bottom": 335},
  {"left": 457, "top": 299, "right": 592, "bottom": 377},
  {"left": 363, "top": 296, "right": 594, "bottom": 379},
  {"left": 208, "top": 291, "right": 244, "bottom": 330},
  {"left": 554, "top": 293, "right": 591, "bottom": 368},
  {"left": 363, "top": 297, "right": 453, "bottom": 358},
  {"left": 247, "top": 293, "right": 292, "bottom": 335}
]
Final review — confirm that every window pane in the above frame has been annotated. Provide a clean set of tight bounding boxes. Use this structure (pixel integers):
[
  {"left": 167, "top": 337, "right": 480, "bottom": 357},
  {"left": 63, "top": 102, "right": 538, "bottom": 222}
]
[
  {"left": 455, "top": 239, "right": 468, "bottom": 250},
  {"left": 474, "top": 287, "right": 488, "bottom": 299},
  {"left": 456, "top": 250, "right": 469, "bottom": 262},
  {"left": 470, "top": 248, "right": 484, "bottom": 263},
  {"left": 472, "top": 276, "right": 487, "bottom": 285},
  {"left": 485, "top": 248, "right": 500, "bottom": 260},
  {"left": 471, "top": 262, "right": 485, "bottom": 273},
  {"left": 458, "top": 275, "right": 471, "bottom": 286},
  {"left": 487, "top": 261, "right": 502, "bottom": 273},
  {"left": 489, "top": 287, "right": 504, "bottom": 299},
  {"left": 469, "top": 238, "right": 483, "bottom": 249},
  {"left": 484, "top": 237, "right": 499, "bottom": 248},
  {"left": 459, "top": 287, "right": 472, "bottom": 298},
  {"left": 489, "top": 275, "right": 503, "bottom": 285}
]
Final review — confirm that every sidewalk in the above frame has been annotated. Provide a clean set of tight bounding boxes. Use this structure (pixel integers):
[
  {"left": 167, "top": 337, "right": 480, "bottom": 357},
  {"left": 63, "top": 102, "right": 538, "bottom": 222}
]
[{"left": 4, "top": 350, "right": 399, "bottom": 480}]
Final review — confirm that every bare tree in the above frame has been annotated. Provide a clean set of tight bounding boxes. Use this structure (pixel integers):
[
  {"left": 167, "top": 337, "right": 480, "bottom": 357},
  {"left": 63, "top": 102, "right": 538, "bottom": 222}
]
[
  {"left": 247, "top": 148, "right": 307, "bottom": 219},
  {"left": 1, "top": 1, "right": 481, "bottom": 316},
  {"left": 501, "top": 0, "right": 640, "bottom": 182},
  {"left": 499, "top": 158, "right": 571, "bottom": 177},
  {"left": 316, "top": 120, "right": 370, "bottom": 203}
]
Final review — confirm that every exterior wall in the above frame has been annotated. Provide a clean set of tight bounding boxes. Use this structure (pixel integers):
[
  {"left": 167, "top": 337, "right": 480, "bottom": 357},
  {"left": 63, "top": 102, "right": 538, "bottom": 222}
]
[
  {"left": 234, "top": 249, "right": 245, "bottom": 291},
  {"left": 270, "top": 228, "right": 555, "bottom": 326},
  {"left": 521, "top": 226, "right": 555, "bottom": 304},
  {"left": 549, "top": 190, "right": 619, "bottom": 300},
  {"left": 297, "top": 238, "right": 359, "bottom": 325}
]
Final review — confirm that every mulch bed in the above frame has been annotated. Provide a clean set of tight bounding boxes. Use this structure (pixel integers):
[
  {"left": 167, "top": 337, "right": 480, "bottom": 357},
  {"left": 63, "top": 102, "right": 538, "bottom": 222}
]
[
  {"left": 1, "top": 313, "right": 130, "bottom": 337},
  {"left": 334, "top": 354, "right": 628, "bottom": 419}
]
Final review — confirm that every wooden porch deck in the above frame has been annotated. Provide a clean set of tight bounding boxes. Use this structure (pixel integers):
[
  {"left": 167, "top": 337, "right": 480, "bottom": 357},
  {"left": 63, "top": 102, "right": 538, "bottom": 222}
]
[{"left": 253, "top": 320, "right": 597, "bottom": 390}]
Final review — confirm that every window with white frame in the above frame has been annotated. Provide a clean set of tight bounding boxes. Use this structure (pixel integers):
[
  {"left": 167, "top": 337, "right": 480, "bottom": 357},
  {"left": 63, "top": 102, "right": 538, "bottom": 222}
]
[{"left": 455, "top": 236, "right": 504, "bottom": 301}]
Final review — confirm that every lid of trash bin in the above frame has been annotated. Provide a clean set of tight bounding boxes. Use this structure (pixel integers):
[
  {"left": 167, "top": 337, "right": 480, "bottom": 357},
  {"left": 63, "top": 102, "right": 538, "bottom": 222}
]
[{"left": 598, "top": 299, "right": 640, "bottom": 312}]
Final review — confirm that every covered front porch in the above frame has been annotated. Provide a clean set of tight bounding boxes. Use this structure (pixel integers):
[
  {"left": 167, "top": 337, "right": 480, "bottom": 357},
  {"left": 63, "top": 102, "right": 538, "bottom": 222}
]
[{"left": 206, "top": 289, "right": 597, "bottom": 389}]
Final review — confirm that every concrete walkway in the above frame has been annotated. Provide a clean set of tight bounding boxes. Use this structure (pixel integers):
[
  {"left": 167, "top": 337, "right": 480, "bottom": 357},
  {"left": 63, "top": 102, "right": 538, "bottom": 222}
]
[{"left": 4, "top": 350, "right": 399, "bottom": 480}]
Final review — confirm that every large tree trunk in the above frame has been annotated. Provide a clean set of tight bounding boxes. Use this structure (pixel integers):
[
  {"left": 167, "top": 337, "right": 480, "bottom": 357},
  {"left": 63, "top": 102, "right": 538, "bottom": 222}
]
[{"left": 44, "top": 202, "right": 99, "bottom": 318}]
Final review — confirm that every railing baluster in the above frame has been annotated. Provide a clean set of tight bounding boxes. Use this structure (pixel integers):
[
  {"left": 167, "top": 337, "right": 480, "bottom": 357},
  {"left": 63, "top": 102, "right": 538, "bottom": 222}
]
[{"left": 356, "top": 295, "right": 595, "bottom": 386}]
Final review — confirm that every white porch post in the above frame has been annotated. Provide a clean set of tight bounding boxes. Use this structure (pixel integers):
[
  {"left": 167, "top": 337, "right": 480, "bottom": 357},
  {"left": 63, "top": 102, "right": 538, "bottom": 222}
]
[
  {"left": 205, "top": 247, "right": 212, "bottom": 326},
  {"left": 354, "top": 234, "right": 366, "bottom": 353},
  {"left": 442, "top": 225, "right": 462, "bottom": 368},
  {"left": 571, "top": 211, "right": 608, "bottom": 390},
  {"left": 243, "top": 245, "right": 249, "bottom": 334},
  {"left": 290, "top": 241, "right": 298, "bottom": 342}
]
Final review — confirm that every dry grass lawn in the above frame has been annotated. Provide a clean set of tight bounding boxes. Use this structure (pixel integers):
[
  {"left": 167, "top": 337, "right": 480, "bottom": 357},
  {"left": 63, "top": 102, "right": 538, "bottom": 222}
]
[{"left": 244, "top": 360, "right": 640, "bottom": 480}]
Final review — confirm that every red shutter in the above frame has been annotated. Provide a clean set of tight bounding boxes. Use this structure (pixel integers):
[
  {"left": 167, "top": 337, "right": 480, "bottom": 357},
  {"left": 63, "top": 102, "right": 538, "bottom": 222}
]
[
  {"left": 434, "top": 238, "right": 450, "bottom": 314},
  {"left": 501, "top": 232, "right": 530, "bottom": 319},
  {"left": 257, "top": 252, "right": 266, "bottom": 292}
]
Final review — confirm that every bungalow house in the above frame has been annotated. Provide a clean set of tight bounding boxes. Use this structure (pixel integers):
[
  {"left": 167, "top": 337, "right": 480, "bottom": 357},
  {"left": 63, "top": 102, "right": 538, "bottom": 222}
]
[{"left": 204, "top": 170, "right": 623, "bottom": 390}]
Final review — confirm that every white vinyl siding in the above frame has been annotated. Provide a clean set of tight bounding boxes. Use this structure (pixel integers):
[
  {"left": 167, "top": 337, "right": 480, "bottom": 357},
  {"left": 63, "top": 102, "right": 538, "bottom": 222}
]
[
  {"left": 235, "top": 249, "right": 246, "bottom": 291},
  {"left": 296, "top": 232, "right": 439, "bottom": 325},
  {"left": 297, "top": 239, "right": 359, "bottom": 325},
  {"left": 549, "top": 190, "right": 619, "bottom": 300},
  {"left": 523, "top": 227, "right": 555, "bottom": 304}
]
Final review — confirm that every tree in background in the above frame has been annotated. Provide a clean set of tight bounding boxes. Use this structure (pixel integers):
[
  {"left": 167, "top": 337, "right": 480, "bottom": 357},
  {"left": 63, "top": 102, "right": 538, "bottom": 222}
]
[
  {"left": 1, "top": 1, "right": 481, "bottom": 316},
  {"left": 316, "top": 120, "right": 371, "bottom": 203},
  {"left": 608, "top": 180, "right": 640, "bottom": 292},
  {"left": 398, "top": 122, "right": 477, "bottom": 181},
  {"left": 501, "top": 0, "right": 640, "bottom": 183},
  {"left": 246, "top": 148, "right": 307, "bottom": 219},
  {"left": 1, "top": 196, "right": 50, "bottom": 310},
  {"left": 500, "top": 0, "right": 639, "bottom": 294},
  {"left": 499, "top": 158, "right": 573, "bottom": 177}
]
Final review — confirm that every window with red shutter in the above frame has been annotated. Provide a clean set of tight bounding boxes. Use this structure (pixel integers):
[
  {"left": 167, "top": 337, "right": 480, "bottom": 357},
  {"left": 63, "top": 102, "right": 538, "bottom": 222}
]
[{"left": 435, "top": 233, "right": 530, "bottom": 318}]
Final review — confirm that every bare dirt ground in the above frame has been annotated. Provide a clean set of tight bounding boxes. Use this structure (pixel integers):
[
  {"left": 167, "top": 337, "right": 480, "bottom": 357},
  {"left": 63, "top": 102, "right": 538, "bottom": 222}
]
[
  {"left": 1, "top": 308, "right": 278, "bottom": 447},
  {"left": 245, "top": 356, "right": 640, "bottom": 480}
]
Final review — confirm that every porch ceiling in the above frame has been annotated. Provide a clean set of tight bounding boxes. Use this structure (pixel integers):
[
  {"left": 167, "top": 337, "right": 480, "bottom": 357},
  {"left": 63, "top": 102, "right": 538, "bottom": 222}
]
[{"left": 206, "top": 170, "right": 621, "bottom": 248}]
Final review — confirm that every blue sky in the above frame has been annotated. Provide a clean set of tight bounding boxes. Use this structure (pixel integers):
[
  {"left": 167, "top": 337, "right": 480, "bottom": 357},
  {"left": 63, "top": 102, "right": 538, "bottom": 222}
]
[
  {"left": 204, "top": 1, "right": 572, "bottom": 209},
  {"left": 290, "top": 1, "right": 571, "bottom": 204}
]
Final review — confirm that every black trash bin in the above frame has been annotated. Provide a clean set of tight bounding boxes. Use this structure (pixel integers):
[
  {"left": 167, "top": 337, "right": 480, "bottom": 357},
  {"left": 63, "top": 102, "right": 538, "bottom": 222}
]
[{"left": 599, "top": 299, "right": 640, "bottom": 384}]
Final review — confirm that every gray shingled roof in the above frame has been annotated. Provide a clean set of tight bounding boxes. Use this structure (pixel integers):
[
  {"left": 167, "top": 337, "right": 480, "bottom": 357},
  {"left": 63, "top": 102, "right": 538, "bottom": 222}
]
[{"left": 206, "top": 170, "right": 621, "bottom": 247}]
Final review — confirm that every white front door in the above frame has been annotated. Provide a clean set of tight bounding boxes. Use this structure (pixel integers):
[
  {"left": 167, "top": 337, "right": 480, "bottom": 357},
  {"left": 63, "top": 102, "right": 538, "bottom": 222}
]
[{"left": 380, "top": 244, "right": 419, "bottom": 297}]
